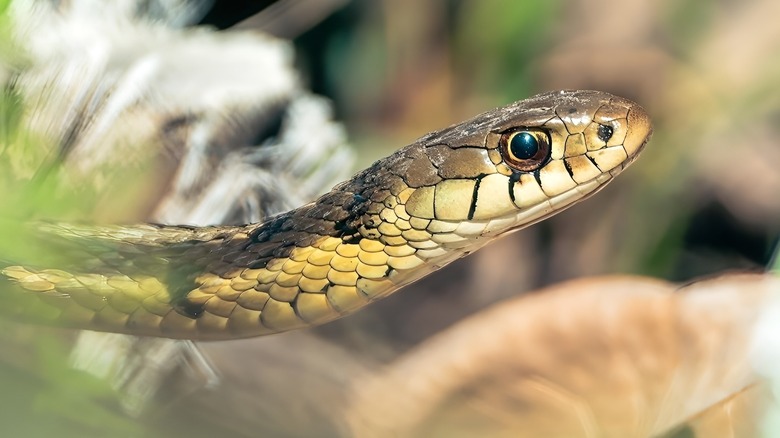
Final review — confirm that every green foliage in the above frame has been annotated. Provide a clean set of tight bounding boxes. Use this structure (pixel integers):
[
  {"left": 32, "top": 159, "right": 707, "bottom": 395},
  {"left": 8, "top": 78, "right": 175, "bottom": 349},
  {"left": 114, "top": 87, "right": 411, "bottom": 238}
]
[{"left": 0, "top": 5, "right": 142, "bottom": 435}]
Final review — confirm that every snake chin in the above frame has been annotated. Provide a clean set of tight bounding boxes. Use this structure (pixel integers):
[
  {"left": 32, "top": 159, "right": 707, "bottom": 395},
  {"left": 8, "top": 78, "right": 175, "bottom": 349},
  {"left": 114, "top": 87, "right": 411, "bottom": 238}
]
[{"left": 422, "top": 173, "right": 616, "bottom": 262}]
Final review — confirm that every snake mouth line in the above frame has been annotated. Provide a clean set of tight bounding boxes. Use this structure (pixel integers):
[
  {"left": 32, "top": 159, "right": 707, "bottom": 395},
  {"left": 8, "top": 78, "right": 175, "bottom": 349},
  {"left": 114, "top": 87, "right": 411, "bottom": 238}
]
[
  {"left": 422, "top": 171, "right": 615, "bottom": 258},
  {"left": 496, "top": 173, "right": 612, "bottom": 236}
]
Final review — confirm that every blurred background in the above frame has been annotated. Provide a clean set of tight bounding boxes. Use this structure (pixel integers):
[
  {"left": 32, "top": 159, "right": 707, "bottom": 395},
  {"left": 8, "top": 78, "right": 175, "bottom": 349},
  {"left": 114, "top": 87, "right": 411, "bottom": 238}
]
[{"left": 0, "top": 0, "right": 778, "bottom": 437}]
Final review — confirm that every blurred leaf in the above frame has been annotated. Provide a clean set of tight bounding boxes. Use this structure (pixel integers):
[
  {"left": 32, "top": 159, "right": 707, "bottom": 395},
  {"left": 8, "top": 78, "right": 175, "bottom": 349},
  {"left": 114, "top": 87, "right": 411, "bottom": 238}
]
[{"left": 346, "top": 274, "right": 777, "bottom": 437}]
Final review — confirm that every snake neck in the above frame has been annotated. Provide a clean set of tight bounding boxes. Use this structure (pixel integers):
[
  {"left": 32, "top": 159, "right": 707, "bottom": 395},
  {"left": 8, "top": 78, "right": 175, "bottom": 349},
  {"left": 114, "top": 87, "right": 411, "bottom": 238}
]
[{"left": 245, "top": 148, "right": 419, "bottom": 260}]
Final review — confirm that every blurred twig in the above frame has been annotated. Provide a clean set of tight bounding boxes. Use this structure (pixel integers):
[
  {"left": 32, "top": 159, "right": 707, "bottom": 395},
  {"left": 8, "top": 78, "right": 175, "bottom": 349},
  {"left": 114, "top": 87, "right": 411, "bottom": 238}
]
[
  {"left": 233, "top": 0, "right": 348, "bottom": 38},
  {"left": 770, "top": 240, "right": 780, "bottom": 273}
]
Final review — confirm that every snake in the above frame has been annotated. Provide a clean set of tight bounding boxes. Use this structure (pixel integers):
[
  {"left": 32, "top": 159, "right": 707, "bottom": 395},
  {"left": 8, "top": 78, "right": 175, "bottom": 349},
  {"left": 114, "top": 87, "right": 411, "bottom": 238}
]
[{"left": 0, "top": 90, "right": 652, "bottom": 340}]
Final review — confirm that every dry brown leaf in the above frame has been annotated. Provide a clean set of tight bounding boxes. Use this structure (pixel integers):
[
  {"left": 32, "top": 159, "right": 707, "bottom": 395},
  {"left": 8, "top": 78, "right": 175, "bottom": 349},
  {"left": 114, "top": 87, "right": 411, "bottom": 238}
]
[{"left": 345, "top": 273, "right": 780, "bottom": 437}]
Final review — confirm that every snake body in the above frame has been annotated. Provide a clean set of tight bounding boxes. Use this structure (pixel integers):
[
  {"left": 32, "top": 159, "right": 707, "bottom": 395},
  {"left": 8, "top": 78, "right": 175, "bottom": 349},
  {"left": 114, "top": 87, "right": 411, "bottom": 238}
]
[{"left": 1, "top": 90, "right": 651, "bottom": 340}]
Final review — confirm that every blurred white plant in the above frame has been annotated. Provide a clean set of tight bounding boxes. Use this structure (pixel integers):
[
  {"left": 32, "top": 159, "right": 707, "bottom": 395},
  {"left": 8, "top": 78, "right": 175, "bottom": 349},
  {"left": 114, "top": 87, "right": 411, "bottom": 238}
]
[
  {"left": 4, "top": 0, "right": 353, "bottom": 414},
  {"left": 9, "top": 0, "right": 351, "bottom": 215}
]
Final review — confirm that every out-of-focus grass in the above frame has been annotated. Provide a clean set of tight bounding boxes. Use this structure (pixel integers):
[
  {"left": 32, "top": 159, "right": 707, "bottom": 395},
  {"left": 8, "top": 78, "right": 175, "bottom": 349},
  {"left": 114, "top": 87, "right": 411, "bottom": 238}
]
[
  {"left": 0, "top": 333, "right": 144, "bottom": 437},
  {"left": 0, "top": 7, "right": 144, "bottom": 436}
]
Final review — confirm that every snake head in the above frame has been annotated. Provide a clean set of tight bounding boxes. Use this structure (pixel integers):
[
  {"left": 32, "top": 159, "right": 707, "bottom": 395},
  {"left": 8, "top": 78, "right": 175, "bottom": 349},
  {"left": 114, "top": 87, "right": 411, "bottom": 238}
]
[{"left": 356, "top": 90, "right": 652, "bottom": 264}]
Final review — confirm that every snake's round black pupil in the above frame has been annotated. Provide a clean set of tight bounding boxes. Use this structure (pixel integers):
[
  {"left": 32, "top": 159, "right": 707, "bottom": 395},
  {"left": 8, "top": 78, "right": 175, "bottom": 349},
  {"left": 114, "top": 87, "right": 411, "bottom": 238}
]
[{"left": 509, "top": 132, "right": 539, "bottom": 159}]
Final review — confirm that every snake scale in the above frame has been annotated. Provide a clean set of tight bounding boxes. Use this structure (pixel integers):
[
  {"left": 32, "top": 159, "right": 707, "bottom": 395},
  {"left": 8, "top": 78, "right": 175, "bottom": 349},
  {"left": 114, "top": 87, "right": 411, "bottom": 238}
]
[{"left": 0, "top": 90, "right": 651, "bottom": 340}]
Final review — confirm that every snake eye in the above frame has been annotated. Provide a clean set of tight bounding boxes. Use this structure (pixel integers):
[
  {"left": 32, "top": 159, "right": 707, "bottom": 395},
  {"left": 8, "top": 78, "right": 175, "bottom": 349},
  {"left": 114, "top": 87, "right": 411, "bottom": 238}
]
[
  {"left": 499, "top": 128, "right": 552, "bottom": 172},
  {"left": 597, "top": 124, "right": 614, "bottom": 142}
]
